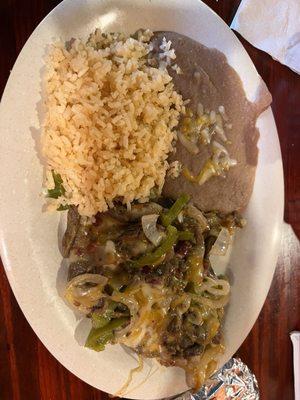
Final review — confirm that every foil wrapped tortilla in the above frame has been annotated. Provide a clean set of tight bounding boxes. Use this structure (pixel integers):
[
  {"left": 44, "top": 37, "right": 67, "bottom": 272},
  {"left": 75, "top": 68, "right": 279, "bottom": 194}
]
[{"left": 172, "top": 358, "right": 259, "bottom": 400}]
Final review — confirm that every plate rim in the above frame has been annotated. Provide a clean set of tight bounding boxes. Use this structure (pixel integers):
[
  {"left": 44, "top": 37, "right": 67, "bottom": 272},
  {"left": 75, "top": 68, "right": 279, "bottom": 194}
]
[{"left": 0, "top": 0, "right": 284, "bottom": 397}]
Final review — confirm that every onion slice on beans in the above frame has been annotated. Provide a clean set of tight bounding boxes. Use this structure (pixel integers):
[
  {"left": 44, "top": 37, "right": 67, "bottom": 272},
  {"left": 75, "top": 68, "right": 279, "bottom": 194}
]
[
  {"left": 178, "top": 132, "right": 199, "bottom": 155},
  {"left": 186, "top": 205, "right": 209, "bottom": 232}
]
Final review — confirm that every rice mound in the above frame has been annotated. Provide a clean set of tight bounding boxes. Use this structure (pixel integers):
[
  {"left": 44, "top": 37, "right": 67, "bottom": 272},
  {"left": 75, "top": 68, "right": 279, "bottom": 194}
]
[{"left": 42, "top": 30, "right": 184, "bottom": 216}]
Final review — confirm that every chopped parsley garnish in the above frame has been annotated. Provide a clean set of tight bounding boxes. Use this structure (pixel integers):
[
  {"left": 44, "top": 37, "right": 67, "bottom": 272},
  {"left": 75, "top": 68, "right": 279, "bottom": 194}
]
[{"left": 47, "top": 170, "right": 66, "bottom": 199}]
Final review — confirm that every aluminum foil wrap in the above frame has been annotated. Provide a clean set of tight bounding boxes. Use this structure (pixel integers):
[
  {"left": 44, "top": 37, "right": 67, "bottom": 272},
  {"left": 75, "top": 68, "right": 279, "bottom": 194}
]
[{"left": 174, "top": 358, "right": 259, "bottom": 400}]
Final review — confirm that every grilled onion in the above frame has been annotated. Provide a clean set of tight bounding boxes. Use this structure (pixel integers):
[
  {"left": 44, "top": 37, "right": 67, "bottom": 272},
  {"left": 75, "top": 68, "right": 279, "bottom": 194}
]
[
  {"left": 65, "top": 273, "right": 107, "bottom": 313},
  {"left": 186, "top": 205, "right": 209, "bottom": 232},
  {"left": 141, "top": 214, "right": 164, "bottom": 246},
  {"left": 210, "top": 227, "right": 231, "bottom": 256}
]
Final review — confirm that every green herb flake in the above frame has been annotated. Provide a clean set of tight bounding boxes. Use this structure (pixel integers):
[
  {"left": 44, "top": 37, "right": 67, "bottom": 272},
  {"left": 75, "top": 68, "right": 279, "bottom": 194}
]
[{"left": 47, "top": 170, "right": 66, "bottom": 199}]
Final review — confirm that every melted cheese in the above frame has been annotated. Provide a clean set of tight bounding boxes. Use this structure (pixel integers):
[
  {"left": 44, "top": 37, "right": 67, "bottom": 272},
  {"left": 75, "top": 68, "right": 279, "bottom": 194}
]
[{"left": 118, "top": 284, "right": 171, "bottom": 352}]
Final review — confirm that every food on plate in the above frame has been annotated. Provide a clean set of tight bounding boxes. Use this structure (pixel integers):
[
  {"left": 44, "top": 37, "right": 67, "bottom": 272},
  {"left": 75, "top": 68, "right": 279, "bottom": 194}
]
[
  {"left": 150, "top": 32, "right": 272, "bottom": 213},
  {"left": 63, "top": 196, "right": 245, "bottom": 390},
  {"left": 42, "top": 30, "right": 183, "bottom": 217},
  {"left": 41, "top": 28, "right": 270, "bottom": 392}
]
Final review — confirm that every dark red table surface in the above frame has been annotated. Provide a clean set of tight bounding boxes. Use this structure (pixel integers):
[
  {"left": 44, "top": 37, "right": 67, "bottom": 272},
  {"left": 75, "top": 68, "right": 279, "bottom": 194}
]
[{"left": 0, "top": 1, "right": 299, "bottom": 399}]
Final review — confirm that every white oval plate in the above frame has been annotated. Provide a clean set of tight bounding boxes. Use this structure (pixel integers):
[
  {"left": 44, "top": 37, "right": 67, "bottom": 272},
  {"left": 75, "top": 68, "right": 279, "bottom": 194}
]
[{"left": 0, "top": 0, "right": 284, "bottom": 398}]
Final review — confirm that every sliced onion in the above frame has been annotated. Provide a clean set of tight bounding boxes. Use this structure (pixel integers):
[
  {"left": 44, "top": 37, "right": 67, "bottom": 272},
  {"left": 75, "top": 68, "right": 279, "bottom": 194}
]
[
  {"left": 65, "top": 273, "right": 108, "bottom": 313},
  {"left": 197, "top": 277, "right": 230, "bottom": 297},
  {"left": 105, "top": 240, "right": 116, "bottom": 255},
  {"left": 191, "top": 293, "right": 230, "bottom": 309},
  {"left": 198, "top": 294, "right": 230, "bottom": 309},
  {"left": 186, "top": 205, "right": 209, "bottom": 232},
  {"left": 112, "top": 293, "right": 139, "bottom": 339},
  {"left": 178, "top": 132, "right": 199, "bottom": 154},
  {"left": 141, "top": 214, "right": 164, "bottom": 246},
  {"left": 210, "top": 227, "right": 231, "bottom": 256}
]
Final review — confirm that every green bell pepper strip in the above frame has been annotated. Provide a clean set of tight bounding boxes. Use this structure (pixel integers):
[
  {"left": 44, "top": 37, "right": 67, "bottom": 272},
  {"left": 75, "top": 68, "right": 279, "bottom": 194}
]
[
  {"left": 177, "top": 230, "right": 195, "bottom": 242},
  {"left": 91, "top": 301, "right": 120, "bottom": 329},
  {"left": 160, "top": 194, "right": 190, "bottom": 227},
  {"left": 132, "top": 225, "right": 178, "bottom": 267},
  {"left": 91, "top": 314, "right": 111, "bottom": 329},
  {"left": 85, "top": 317, "right": 129, "bottom": 351}
]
